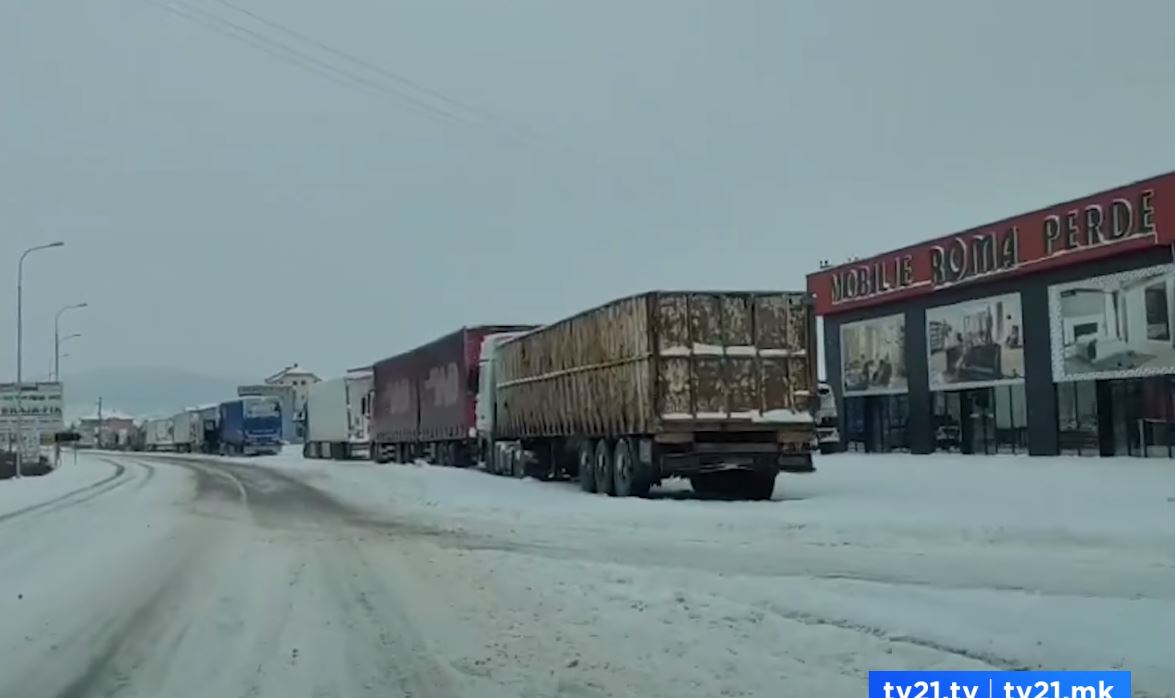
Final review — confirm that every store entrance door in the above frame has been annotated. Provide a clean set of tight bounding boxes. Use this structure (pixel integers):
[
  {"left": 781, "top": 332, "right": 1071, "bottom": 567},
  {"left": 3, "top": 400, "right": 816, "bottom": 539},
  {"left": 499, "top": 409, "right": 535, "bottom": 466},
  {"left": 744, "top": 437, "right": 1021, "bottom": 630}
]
[
  {"left": 1099, "top": 378, "right": 1154, "bottom": 456},
  {"left": 960, "top": 388, "right": 996, "bottom": 455}
]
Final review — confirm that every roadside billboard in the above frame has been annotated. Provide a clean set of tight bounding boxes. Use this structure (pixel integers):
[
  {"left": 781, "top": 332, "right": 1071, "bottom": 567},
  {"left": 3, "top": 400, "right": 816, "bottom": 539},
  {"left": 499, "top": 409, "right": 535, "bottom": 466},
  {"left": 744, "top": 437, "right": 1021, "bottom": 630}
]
[
  {"left": 0, "top": 382, "right": 65, "bottom": 453},
  {"left": 1049, "top": 263, "right": 1175, "bottom": 381},
  {"left": 927, "top": 293, "right": 1025, "bottom": 391},
  {"left": 840, "top": 314, "right": 908, "bottom": 396}
]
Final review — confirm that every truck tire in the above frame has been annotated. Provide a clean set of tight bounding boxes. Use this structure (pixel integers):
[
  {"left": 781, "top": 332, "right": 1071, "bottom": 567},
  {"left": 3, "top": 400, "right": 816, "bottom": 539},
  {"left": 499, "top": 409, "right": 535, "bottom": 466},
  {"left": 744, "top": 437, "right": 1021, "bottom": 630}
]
[
  {"left": 593, "top": 439, "right": 615, "bottom": 496},
  {"left": 302, "top": 443, "right": 311, "bottom": 459},
  {"left": 739, "top": 470, "right": 777, "bottom": 501},
  {"left": 612, "top": 438, "right": 651, "bottom": 497},
  {"left": 819, "top": 442, "right": 838, "bottom": 455},
  {"left": 577, "top": 441, "right": 596, "bottom": 493}
]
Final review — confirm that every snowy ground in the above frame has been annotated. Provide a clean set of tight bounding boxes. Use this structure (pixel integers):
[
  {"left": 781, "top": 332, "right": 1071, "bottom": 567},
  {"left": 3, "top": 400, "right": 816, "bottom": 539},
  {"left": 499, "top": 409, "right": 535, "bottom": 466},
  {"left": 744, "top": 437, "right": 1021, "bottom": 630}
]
[
  {"left": 0, "top": 451, "right": 120, "bottom": 520},
  {"left": 0, "top": 449, "right": 1171, "bottom": 697}
]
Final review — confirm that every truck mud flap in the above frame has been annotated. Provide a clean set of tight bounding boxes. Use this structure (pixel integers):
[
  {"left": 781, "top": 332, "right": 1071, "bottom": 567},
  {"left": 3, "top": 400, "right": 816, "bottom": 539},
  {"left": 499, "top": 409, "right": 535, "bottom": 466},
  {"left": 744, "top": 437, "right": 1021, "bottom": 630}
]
[{"left": 778, "top": 455, "right": 815, "bottom": 474}]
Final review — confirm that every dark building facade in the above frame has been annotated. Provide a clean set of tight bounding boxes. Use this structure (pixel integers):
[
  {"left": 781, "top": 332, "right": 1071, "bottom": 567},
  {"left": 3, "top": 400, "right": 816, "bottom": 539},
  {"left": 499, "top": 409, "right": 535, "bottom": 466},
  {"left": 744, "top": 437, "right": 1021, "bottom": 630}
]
[{"left": 808, "top": 172, "right": 1175, "bottom": 458}]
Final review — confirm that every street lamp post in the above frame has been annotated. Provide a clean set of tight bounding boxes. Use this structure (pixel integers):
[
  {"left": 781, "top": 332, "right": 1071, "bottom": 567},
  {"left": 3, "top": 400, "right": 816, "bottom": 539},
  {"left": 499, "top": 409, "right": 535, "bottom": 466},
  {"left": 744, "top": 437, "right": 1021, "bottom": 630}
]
[
  {"left": 56, "top": 334, "right": 82, "bottom": 380},
  {"left": 15, "top": 241, "right": 65, "bottom": 478},
  {"left": 54, "top": 303, "right": 87, "bottom": 381}
]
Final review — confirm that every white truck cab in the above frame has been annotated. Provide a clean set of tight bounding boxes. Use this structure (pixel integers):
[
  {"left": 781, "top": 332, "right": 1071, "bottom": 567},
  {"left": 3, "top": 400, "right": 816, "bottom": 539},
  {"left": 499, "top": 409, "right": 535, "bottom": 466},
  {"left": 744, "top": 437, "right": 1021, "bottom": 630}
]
[
  {"left": 475, "top": 331, "right": 530, "bottom": 469},
  {"left": 815, "top": 382, "right": 840, "bottom": 454}
]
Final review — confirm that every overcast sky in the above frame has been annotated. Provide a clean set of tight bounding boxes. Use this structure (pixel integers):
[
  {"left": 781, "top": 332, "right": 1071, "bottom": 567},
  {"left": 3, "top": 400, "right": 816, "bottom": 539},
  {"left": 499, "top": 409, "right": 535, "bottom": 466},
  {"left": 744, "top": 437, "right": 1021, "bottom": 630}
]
[{"left": 3, "top": 0, "right": 1174, "bottom": 381}]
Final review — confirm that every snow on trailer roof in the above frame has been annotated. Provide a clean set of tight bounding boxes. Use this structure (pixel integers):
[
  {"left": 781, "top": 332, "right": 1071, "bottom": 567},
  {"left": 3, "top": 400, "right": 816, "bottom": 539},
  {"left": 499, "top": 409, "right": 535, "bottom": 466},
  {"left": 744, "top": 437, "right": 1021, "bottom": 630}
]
[{"left": 496, "top": 290, "right": 813, "bottom": 348}]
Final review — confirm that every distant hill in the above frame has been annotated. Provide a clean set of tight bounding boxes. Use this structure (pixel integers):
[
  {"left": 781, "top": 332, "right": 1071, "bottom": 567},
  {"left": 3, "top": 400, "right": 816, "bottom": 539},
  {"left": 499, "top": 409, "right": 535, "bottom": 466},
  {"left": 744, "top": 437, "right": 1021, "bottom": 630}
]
[{"left": 62, "top": 367, "right": 250, "bottom": 422}]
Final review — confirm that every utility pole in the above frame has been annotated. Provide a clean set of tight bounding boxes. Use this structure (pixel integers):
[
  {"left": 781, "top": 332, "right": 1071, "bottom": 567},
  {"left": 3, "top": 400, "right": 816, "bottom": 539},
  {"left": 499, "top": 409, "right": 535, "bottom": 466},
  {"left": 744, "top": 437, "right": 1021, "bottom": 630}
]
[{"left": 96, "top": 397, "right": 103, "bottom": 450}]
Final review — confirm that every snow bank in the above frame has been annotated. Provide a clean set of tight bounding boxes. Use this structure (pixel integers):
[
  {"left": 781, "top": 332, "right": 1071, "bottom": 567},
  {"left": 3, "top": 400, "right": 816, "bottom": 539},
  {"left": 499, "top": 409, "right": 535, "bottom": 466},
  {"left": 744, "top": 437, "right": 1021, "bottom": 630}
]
[{"left": 0, "top": 454, "right": 119, "bottom": 518}]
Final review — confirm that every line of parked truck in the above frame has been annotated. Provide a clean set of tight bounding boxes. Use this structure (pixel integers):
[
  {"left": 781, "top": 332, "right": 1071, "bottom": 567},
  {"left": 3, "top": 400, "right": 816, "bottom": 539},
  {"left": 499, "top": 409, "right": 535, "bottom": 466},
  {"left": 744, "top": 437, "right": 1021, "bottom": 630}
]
[
  {"left": 147, "top": 289, "right": 835, "bottom": 499},
  {"left": 141, "top": 396, "right": 284, "bottom": 456}
]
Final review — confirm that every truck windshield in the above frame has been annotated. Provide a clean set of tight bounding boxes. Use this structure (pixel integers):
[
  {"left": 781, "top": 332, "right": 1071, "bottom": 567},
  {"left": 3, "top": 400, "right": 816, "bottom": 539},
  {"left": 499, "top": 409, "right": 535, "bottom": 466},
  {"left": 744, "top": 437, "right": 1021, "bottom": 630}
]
[{"left": 245, "top": 401, "right": 279, "bottom": 418}]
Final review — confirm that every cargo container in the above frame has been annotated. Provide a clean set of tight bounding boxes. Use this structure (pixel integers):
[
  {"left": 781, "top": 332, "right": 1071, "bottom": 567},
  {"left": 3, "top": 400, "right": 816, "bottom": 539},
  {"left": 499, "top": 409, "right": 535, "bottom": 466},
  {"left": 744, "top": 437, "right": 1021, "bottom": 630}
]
[
  {"left": 304, "top": 370, "right": 372, "bottom": 460},
  {"left": 170, "top": 409, "right": 202, "bottom": 453},
  {"left": 480, "top": 291, "right": 818, "bottom": 499},
  {"left": 143, "top": 417, "right": 175, "bottom": 452},
  {"left": 219, "top": 396, "right": 283, "bottom": 456},
  {"left": 370, "top": 325, "right": 535, "bottom": 465}
]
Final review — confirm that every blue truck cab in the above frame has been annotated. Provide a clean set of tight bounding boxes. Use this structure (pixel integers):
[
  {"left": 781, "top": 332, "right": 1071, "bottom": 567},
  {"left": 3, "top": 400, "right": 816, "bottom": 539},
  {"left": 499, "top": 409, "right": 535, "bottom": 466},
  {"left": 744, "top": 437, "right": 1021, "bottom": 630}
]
[{"left": 219, "top": 396, "right": 283, "bottom": 456}]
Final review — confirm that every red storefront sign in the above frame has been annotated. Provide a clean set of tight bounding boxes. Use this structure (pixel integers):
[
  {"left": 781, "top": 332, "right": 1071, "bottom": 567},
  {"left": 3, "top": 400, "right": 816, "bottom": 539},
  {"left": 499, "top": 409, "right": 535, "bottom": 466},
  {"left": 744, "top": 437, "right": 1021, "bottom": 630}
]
[{"left": 807, "top": 172, "right": 1175, "bottom": 315}]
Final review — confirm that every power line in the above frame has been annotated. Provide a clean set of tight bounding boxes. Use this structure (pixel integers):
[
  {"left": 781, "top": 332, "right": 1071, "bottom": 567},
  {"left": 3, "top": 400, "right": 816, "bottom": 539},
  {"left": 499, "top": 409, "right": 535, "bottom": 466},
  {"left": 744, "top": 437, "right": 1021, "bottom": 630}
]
[
  {"left": 155, "top": 0, "right": 470, "bottom": 126},
  {"left": 204, "top": 0, "right": 499, "bottom": 121},
  {"left": 192, "top": 0, "right": 553, "bottom": 148},
  {"left": 145, "top": 0, "right": 656, "bottom": 218},
  {"left": 157, "top": 2, "right": 372, "bottom": 95}
]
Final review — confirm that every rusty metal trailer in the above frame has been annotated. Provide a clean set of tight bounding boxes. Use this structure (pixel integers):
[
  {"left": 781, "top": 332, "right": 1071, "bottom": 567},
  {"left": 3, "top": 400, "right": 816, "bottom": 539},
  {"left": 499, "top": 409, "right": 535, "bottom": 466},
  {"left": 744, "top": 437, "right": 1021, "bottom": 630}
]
[{"left": 487, "top": 291, "right": 817, "bottom": 499}]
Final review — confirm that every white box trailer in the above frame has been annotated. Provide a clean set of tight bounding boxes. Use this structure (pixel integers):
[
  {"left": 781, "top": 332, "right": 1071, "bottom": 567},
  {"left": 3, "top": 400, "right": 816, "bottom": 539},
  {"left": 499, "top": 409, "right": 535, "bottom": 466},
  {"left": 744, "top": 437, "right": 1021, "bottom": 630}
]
[
  {"left": 171, "top": 409, "right": 203, "bottom": 453},
  {"left": 346, "top": 371, "right": 373, "bottom": 458},
  {"left": 144, "top": 418, "right": 175, "bottom": 452},
  {"left": 304, "top": 371, "right": 372, "bottom": 460}
]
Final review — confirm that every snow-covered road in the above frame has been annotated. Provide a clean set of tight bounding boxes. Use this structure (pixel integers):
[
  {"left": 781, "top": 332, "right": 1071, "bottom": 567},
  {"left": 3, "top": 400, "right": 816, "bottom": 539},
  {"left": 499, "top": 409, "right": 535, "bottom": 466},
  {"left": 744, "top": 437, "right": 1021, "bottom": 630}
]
[{"left": 0, "top": 451, "right": 1171, "bottom": 697}]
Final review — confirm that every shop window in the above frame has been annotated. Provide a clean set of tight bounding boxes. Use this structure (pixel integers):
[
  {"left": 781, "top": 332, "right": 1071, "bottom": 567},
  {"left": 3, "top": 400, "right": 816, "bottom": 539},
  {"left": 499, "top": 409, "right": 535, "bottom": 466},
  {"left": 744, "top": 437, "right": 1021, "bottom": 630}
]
[
  {"left": 932, "top": 392, "right": 962, "bottom": 452},
  {"left": 1144, "top": 284, "right": 1171, "bottom": 341},
  {"left": 1057, "top": 381, "right": 1098, "bottom": 456},
  {"left": 844, "top": 395, "right": 909, "bottom": 453},
  {"left": 1111, "top": 376, "right": 1175, "bottom": 458},
  {"left": 964, "top": 389, "right": 996, "bottom": 455},
  {"left": 844, "top": 396, "right": 866, "bottom": 451},
  {"left": 878, "top": 395, "right": 910, "bottom": 452},
  {"left": 994, "top": 384, "right": 1028, "bottom": 453}
]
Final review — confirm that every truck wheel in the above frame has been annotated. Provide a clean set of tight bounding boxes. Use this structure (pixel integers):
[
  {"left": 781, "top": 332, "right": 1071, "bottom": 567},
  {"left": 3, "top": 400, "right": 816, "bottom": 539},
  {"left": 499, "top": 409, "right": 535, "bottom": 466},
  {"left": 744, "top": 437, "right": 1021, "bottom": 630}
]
[
  {"left": 577, "top": 441, "right": 596, "bottom": 493},
  {"left": 302, "top": 443, "right": 311, "bottom": 459},
  {"left": 612, "top": 438, "right": 651, "bottom": 497},
  {"left": 739, "top": 470, "right": 777, "bottom": 501},
  {"left": 593, "top": 439, "right": 615, "bottom": 496},
  {"left": 819, "top": 442, "right": 838, "bottom": 455}
]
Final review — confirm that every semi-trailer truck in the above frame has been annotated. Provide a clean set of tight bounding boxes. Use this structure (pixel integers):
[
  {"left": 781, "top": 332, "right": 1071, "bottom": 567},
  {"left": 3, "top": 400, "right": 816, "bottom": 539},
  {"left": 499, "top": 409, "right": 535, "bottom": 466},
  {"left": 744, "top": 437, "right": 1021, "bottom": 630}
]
[
  {"left": 304, "top": 369, "right": 373, "bottom": 460},
  {"left": 479, "top": 291, "right": 818, "bottom": 500},
  {"left": 370, "top": 325, "right": 535, "bottom": 466},
  {"left": 170, "top": 409, "right": 202, "bottom": 453},
  {"left": 143, "top": 417, "right": 175, "bottom": 452},
  {"left": 218, "top": 395, "right": 283, "bottom": 456}
]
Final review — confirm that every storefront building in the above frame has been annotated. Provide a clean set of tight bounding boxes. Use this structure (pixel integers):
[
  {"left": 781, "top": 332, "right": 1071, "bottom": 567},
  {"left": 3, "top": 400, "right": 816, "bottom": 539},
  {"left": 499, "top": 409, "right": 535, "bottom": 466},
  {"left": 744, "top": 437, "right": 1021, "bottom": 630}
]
[{"left": 807, "top": 172, "right": 1175, "bottom": 457}]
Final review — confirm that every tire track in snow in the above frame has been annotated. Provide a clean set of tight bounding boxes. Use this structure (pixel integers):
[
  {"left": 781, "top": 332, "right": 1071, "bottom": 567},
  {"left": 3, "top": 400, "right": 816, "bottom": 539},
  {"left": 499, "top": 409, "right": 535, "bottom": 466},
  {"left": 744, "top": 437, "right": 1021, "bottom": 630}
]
[
  {"left": 749, "top": 600, "right": 1024, "bottom": 671},
  {"left": 128, "top": 458, "right": 157, "bottom": 490},
  {"left": 0, "top": 459, "right": 128, "bottom": 526}
]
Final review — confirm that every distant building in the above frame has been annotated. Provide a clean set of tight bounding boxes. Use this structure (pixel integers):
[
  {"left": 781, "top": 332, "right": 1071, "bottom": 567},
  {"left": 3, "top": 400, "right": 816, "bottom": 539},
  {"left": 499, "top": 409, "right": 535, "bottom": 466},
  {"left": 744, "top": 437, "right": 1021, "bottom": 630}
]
[
  {"left": 75, "top": 412, "right": 138, "bottom": 450},
  {"left": 266, "top": 364, "right": 320, "bottom": 440}
]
